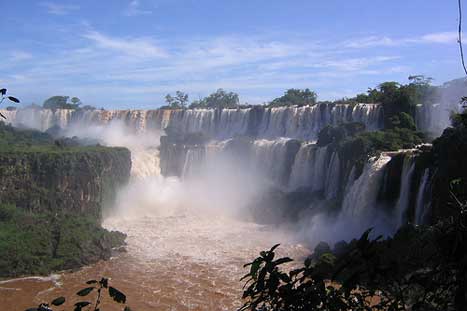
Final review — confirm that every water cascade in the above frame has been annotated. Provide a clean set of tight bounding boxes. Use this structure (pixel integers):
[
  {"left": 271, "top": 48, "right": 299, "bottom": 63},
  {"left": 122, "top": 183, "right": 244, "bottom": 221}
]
[
  {"left": 1, "top": 103, "right": 383, "bottom": 140},
  {"left": 341, "top": 155, "right": 392, "bottom": 218},
  {"left": 395, "top": 155, "right": 416, "bottom": 228},
  {"left": 415, "top": 168, "right": 431, "bottom": 225}
]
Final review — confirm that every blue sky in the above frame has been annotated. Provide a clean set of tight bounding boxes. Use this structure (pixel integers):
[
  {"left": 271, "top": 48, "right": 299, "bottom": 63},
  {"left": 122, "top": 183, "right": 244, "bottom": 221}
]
[{"left": 0, "top": 0, "right": 464, "bottom": 109}]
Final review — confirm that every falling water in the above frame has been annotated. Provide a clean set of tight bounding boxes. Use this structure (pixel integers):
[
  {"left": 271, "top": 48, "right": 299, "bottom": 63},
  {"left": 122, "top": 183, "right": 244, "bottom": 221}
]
[
  {"left": 341, "top": 155, "right": 391, "bottom": 218},
  {"left": 324, "top": 152, "right": 340, "bottom": 199},
  {"left": 395, "top": 155, "right": 416, "bottom": 228},
  {"left": 288, "top": 143, "right": 315, "bottom": 190},
  {"left": 0, "top": 103, "right": 384, "bottom": 140},
  {"left": 415, "top": 168, "right": 430, "bottom": 225}
]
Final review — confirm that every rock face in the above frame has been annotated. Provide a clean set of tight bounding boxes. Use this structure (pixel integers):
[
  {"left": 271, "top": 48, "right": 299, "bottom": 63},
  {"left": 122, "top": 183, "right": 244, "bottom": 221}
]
[{"left": 0, "top": 147, "right": 131, "bottom": 218}]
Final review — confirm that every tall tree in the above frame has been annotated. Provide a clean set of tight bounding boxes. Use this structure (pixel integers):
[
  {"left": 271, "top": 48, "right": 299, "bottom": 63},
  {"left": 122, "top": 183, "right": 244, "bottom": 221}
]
[
  {"left": 269, "top": 88, "right": 317, "bottom": 107},
  {"left": 165, "top": 91, "right": 189, "bottom": 109}
]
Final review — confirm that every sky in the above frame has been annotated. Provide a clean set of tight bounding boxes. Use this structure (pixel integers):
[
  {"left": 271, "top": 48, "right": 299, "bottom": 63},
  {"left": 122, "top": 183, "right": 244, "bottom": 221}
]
[{"left": 0, "top": 0, "right": 464, "bottom": 109}]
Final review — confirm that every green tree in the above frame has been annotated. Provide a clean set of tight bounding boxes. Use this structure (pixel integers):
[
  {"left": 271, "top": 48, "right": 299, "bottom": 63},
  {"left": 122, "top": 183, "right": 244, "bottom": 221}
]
[
  {"left": 43, "top": 96, "right": 82, "bottom": 110},
  {"left": 269, "top": 88, "right": 317, "bottom": 107},
  {"left": 165, "top": 91, "right": 189, "bottom": 109},
  {"left": 189, "top": 89, "right": 239, "bottom": 109}
]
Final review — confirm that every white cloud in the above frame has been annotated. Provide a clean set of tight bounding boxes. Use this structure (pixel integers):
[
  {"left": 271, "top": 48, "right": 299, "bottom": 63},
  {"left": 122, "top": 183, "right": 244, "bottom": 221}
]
[
  {"left": 39, "top": 2, "right": 80, "bottom": 15},
  {"left": 5, "top": 28, "right": 441, "bottom": 106},
  {"left": 124, "top": 0, "right": 153, "bottom": 16},
  {"left": 83, "top": 31, "right": 168, "bottom": 58},
  {"left": 344, "top": 36, "right": 397, "bottom": 48},
  {"left": 312, "top": 56, "right": 400, "bottom": 71},
  {"left": 345, "top": 31, "right": 458, "bottom": 48},
  {"left": 420, "top": 32, "right": 457, "bottom": 44}
]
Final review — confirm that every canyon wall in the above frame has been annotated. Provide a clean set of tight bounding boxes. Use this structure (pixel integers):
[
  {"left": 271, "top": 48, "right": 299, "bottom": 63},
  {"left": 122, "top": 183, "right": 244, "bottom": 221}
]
[{"left": 0, "top": 147, "right": 131, "bottom": 218}]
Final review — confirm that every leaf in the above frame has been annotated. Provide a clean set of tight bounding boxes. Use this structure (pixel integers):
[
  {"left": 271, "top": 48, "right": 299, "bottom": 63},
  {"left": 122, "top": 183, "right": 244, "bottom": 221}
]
[
  {"left": 7, "top": 96, "right": 19, "bottom": 103},
  {"left": 250, "top": 260, "right": 261, "bottom": 276},
  {"left": 76, "top": 287, "right": 94, "bottom": 296},
  {"left": 74, "top": 301, "right": 91, "bottom": 311},
  {"left": 109, "top": 286, "right": 126, "bottom": 303},
  {"left": 273, "top": 257, "right": 293, "bottom": 266},
  {"left": 51, "top": 296, "right": 66, "bottom": 306},
  {"left": 0, "top": 88, "right": 6, "bottom": 95},
  {"left": 270, "top": 244, "right": 281, "bottom": 252},
  {"left": 86, "top": 279, "right": 98, "bottom": 284}
]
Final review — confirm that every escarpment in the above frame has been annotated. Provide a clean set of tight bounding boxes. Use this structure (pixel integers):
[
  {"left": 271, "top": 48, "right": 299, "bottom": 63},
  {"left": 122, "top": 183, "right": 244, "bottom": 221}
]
[{"left": 0, "top": 147, "right": 131, "bottom": 218}]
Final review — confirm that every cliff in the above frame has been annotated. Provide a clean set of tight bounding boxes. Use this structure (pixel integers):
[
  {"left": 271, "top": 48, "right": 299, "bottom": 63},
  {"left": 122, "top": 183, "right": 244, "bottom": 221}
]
[
  {"left": 0, "top": 123, "right": 132, "bottom": 277},
  {"left": 0, "top": 147, "right": 131, "bottom": 218}
]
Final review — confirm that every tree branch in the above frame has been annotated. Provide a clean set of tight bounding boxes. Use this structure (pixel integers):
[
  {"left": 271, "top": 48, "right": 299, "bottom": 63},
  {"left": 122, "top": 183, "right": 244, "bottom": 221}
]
[{"left": 458, "top": 0, "right": 467, "bottom": 76}]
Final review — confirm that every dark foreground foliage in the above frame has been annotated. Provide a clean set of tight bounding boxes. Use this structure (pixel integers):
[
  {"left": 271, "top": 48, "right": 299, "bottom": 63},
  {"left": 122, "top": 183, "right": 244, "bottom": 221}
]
[
  {"left": 25, "top": 278, "right": 132, "bottom": 311},
  {"left": 239, "top": 183, "right": 467, "bottom": 311},
  {"left": 0, "top": 87, "right": 20, "bottom": 119}
]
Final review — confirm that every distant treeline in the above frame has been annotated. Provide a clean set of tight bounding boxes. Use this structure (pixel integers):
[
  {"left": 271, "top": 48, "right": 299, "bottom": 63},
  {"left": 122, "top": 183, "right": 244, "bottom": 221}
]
[
  {"left": 162, "top": 75, "right": 438, "bottom": 110},
  {"left": 17, "top": 75, "right": 440, "bottom": 112}
]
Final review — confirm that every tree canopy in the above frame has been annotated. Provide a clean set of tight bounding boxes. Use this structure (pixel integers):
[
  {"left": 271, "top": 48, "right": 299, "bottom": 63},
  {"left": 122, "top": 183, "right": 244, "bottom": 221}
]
[
  {"left": 268, "top": 88, "right": 317, "bottom": 107},
  {"left": 43, "top": 96, "right": 82, "bottom": 110},
  {"left": 164, "top": 91, "right": 189, "bottom": 109},
  {"left": 189, "top": 89, "right": 240, "bottom": 109}
]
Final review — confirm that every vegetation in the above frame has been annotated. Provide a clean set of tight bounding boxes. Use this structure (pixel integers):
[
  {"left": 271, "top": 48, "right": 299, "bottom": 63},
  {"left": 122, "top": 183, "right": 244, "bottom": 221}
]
[
  {"left": 268, "top": 88, "right": 317, "bottom": 107},
  {"left": 0, "top": 204, "right": 125, "bottom": 278},
  {"left": 42, "top": 96, "right": 95, "bottom": 111},
  {"left": 189, "top": 88, "right": 240, "bottom": 109},
  {"left": 25, "top": 278, "right": 132, "bottom": 311},
  {"left": 0, "top": 121, "right": 130, "bottom": 278},
  {"left": 352, "top": 76, "right": 438, "bottom": 129},
  {"left": 240, "top": 200, "right": 466, "bottom": 311},
  {"left": 163, "top": 91, "right": 189, "bottom": 109},
  {"left": 0, "top": 121, "right": 115, "bottom": 153},
  {"left": 43, "top": 96, "right": 82, "bottom": 110},
  {"left": 0, "top": 87, "right": 20, "bottom": 118}
]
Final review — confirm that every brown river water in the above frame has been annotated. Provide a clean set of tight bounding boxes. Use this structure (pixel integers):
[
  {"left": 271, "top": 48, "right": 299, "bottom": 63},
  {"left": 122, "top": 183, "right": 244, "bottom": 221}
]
[{"left": 0, "top": 211, "right": 309, "bottom": 311}]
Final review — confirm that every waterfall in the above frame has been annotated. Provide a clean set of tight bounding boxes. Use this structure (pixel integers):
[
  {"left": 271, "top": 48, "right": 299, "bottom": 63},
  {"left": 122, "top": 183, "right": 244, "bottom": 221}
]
[
  {"left": 341, "top": 155, "right": 391, "bottom": 217},
  {"left": 288, "top": 143, "right": 315, "bottom": 190},
  {"left": 251, "top": 138, "right": 292, "bottom": 187},
  {"left": 131, "top": 147, "right": 161, "bottom": 179},
  {"left": 324, "top": 152, "right": 340, "bottom": 199},
  {"left": 415, "top": 168, "right": 430, "bottom": 225},
  {"left": 344, "top": 165, "right": 356, "bottom": 195},
  {"left": 415, "top": 102, "right": 462, "bottom": 137},
  {"left": 181, "top": 147, "right": 206, "bottom": 180},
  {"left": 1, "top": 104, "right": 383, "bottom": 141},
  {"left": 310, "top": 146, "right": 329, "bottom": 192},
  {"left": 395, "top": 155, "right": 416, "bottom": 227}
]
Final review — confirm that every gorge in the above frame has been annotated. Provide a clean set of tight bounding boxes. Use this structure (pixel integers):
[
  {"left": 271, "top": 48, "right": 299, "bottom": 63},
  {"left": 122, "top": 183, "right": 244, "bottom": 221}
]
[{"left": 0, "top": 90, "right": 464, "bottom": 310}]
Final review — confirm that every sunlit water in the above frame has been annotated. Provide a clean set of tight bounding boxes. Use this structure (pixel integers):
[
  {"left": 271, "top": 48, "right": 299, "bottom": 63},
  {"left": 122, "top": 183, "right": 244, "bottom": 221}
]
[{"left": 0, "top": 207, "right": 309, "bottom": 310}]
